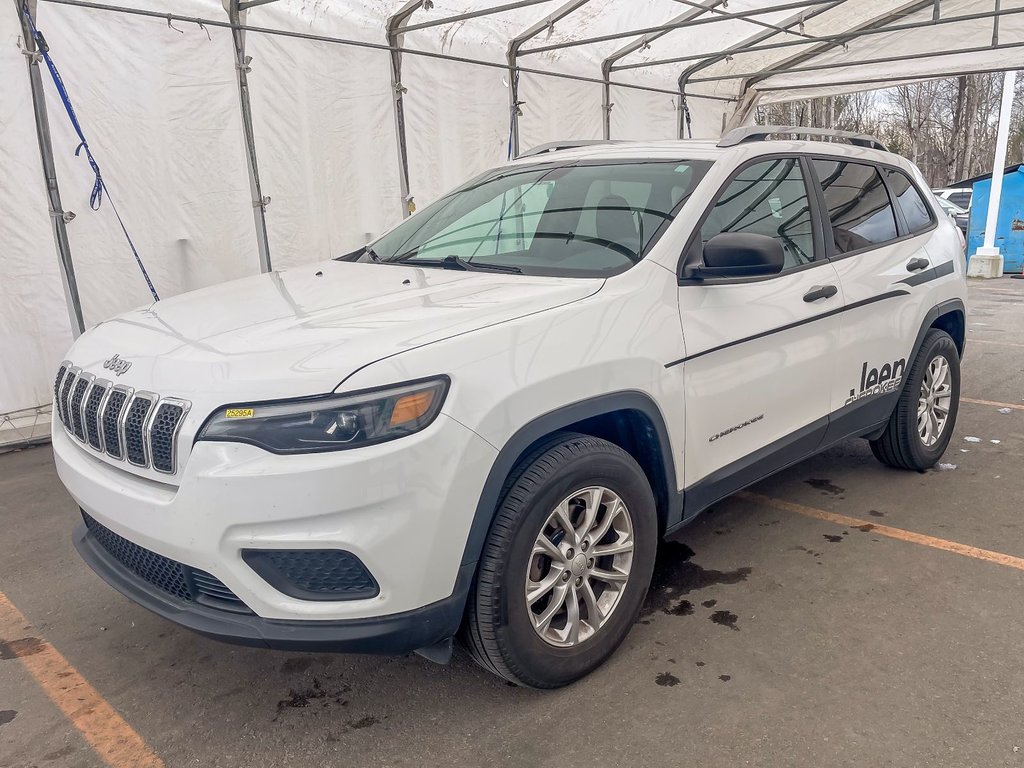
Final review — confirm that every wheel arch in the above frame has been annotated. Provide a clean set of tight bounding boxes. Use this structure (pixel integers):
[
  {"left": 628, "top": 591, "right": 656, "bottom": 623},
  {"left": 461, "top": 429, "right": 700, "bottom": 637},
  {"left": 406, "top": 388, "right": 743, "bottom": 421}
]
[
  {"left": 929, "top": 300, "right": 965, "bottom": 355},
  {"left": 459, "top": 392, "right": 681, "bottom": 570}
]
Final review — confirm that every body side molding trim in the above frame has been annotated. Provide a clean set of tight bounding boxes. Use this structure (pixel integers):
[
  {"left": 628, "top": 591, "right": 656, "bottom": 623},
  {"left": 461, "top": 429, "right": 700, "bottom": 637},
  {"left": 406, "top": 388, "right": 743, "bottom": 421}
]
[
  {"left": 897, "top": 260, "right": 955, "bottom": 287},
  {"left": 665, "top": 289, "right": 910, "bottom": 368}
]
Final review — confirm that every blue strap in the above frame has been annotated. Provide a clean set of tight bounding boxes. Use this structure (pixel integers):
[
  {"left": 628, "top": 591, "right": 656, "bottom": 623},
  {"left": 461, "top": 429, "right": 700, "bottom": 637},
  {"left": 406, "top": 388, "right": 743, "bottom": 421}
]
[{"left": 22, "top": 3, "right": 160, "bottom": 302}]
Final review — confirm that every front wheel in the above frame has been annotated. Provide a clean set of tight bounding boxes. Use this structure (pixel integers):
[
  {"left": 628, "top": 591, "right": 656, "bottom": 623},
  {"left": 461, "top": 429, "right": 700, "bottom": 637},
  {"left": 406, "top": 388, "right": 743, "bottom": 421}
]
[
  {"left": 463, "top": 433, "right": 657, "bottom": 688},
  {"left": 870, "top": 328, "right": 961, "bottom": 471}
]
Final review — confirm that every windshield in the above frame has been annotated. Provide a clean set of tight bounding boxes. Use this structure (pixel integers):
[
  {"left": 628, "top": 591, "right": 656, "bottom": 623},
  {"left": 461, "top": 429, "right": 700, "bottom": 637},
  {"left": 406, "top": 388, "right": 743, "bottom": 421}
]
[{"left": 346, "top": 160, "right": 712, "bottom": 277}]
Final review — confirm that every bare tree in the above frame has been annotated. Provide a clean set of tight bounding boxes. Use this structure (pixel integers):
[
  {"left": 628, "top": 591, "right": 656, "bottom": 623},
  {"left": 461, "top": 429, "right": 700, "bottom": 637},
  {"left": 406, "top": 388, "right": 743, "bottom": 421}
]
[{"left": 756, "top": 73, "right": 1024, "bottom": 187}]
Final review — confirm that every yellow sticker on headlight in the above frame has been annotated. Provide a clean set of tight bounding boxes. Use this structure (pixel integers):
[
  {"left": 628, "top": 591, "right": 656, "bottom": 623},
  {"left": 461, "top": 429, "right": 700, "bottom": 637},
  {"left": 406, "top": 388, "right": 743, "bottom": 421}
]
[{"left": 225, "top": 408, "right": 255, "bottom": 419}]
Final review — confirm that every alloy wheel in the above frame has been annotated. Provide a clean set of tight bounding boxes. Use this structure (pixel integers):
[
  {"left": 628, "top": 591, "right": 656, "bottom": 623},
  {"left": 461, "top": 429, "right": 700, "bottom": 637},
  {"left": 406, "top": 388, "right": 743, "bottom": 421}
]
[
  {"left": 524, "top": 487, "right": 634, "bottom": 648},
  {"left": 918, "top": 355, "right": 952, "bottom": 447}
]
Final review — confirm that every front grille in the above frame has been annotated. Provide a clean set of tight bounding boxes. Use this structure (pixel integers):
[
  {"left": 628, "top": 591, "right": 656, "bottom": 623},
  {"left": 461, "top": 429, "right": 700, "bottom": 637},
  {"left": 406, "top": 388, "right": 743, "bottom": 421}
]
[
  {"left": 82, "top": 512, "right": 251, "bottom": 613},
  {"left": 55, "top": 361, "right": 190, "bottom": 475}
]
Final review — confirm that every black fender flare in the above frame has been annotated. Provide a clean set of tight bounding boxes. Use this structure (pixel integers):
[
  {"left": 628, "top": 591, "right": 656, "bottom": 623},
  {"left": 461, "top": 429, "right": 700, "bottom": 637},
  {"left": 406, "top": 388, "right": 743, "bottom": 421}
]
[{"left": 458, "top": 391, "right": 680, "bottom": 571}]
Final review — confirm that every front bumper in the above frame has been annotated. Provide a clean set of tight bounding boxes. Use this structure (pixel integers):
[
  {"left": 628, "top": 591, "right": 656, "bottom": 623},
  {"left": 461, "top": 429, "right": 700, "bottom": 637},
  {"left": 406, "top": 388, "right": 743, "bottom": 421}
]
[
  {"left": 74, "top": 519, "right": 474, "bottom": 652},
  {"left": 54, "top": 412, "right": 497, "bottom": 638}
]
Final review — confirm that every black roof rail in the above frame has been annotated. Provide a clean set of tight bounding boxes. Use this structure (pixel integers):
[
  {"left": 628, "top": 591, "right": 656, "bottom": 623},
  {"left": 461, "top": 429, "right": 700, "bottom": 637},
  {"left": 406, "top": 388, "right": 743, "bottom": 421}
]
[
  {"left": 718, "top": 125, "right": 888, "bottom": 152},
  {"left": 518, "top": 140, "right": 620, "bottom": 158}
]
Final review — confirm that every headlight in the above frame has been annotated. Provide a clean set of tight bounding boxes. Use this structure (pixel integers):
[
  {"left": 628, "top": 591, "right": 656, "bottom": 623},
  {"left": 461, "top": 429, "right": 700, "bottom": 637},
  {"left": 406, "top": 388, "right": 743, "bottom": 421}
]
[{"left": 197, "top": 377, "right": 450, "bottom": 454}]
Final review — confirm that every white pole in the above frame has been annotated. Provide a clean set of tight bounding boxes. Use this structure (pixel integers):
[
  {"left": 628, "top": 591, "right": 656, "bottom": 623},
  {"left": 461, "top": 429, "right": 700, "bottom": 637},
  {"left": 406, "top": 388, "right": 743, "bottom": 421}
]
[{"left": 969, "top": 70, "right": 1017, "bottom": 278}]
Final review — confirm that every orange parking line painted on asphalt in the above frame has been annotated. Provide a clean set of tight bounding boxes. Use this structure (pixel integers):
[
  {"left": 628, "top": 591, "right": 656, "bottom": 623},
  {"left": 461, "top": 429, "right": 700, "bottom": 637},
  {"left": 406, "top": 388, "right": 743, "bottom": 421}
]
[
  {"left": 961, "top": 396, "right": 1024, "bottom": 412},
  {"left": 0, "top": 590, "right": 163, "bottom": 768},
  {"left": 737, "top": 491, "right": 1024, "bottom": 572}
]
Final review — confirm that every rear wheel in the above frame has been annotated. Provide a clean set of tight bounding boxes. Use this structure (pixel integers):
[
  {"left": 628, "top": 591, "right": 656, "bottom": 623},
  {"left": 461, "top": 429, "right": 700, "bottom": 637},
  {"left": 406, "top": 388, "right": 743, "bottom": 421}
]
[
  {"left": 463, "top": 433, "right": 657, "bottom": 688},
  {"left": 870, "top": 329, "right": 960, "bottom": 471}
]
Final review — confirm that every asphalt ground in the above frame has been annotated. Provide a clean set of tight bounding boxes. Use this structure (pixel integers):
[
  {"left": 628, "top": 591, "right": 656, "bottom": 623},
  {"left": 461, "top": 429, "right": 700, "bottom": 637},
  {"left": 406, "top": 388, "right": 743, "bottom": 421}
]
[{"left": 2, "top": 278, "right": 1023, "bottom": 768}]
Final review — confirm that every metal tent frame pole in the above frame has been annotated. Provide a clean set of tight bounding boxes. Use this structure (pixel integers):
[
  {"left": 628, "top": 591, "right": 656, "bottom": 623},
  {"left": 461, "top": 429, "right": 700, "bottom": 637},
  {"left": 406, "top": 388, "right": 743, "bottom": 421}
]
[
  {"left": 674, "top": 0, "right": 845, "bottom": 136},
  {"left": 386, "top": 0, "right": 423, "bottom": 219},
  {"left": 614, "top": 2, "right": 1019, "bottom": 73},
  {"left": 15, "top": 0, "right": 85, "bottom": 336},
  {"left": 519, "top": 0, "right": 830, "bottom": 56},
  {"left": 228, "top": 0, "right": 273, "bottom": 273},
  {"left": 506, "top": 0, "right": 591, "bottom": 158},
  {"left": 599, "top": 0, "right": 725, "bottom": 140}
]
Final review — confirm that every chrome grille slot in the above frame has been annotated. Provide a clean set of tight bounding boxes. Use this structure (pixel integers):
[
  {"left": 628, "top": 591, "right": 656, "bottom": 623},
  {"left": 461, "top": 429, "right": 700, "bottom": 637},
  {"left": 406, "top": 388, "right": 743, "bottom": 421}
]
[
  {"left": 54, "top": 363, "right": 190, "bottom": 475},
  {"left": 70, "top": 375, "right": 91, "bottom": 440},
  {"left": 150, "top": 402, "right": 186, "bottom": 473},
  {"left": 58, "top": 365, "right": 78, "bottom": 428},
  {"left": 83, "top": 381, "right": 109, "bottom": 451},
  {"left": 123, "top": 394, "right": 155, "bottom": 467},
  {"left": 54, "top": 364, "right": 68, "bottom": 405},
  {"left": 102, "top": 388, "right": 129, "bottom": 458}
]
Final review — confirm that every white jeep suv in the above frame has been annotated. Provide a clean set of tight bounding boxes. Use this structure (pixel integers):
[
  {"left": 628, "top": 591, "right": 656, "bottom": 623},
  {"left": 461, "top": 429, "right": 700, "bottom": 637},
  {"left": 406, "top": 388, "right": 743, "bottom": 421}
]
[{"left": 53, "top": 128, "right": 966, "bottom": 688}]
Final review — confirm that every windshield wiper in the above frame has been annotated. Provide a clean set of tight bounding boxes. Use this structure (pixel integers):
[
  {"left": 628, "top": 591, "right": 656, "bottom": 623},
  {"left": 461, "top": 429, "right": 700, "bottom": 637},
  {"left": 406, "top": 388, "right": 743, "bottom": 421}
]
[{"left": 410, "top": 255, "right": 522, "bottom": 274}]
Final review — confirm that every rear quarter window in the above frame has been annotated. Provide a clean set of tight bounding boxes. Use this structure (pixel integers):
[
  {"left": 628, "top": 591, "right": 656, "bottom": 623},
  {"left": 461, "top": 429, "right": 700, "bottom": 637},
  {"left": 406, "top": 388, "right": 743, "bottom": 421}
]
[{"left": 886, "top": 170, "right": 936, "bottom": 234}]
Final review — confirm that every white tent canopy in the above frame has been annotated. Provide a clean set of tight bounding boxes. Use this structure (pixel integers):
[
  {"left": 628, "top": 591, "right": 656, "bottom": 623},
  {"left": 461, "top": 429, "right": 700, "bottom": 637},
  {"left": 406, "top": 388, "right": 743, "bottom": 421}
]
[{"left": 2, "top": 0, "right": 1021, "bottom": 445}]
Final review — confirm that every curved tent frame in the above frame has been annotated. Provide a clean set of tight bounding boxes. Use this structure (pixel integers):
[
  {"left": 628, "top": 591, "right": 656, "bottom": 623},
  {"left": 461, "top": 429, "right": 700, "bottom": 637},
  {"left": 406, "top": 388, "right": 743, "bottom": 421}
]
[{"left": 4, "top": 0, "right": 1022, "bottom": 447}]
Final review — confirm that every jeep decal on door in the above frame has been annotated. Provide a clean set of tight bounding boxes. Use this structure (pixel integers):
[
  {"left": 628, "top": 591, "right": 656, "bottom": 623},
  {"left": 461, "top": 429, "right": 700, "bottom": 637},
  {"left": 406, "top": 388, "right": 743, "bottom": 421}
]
[{"left": 846, "top": 358, "right": 906, "bottom": 405}]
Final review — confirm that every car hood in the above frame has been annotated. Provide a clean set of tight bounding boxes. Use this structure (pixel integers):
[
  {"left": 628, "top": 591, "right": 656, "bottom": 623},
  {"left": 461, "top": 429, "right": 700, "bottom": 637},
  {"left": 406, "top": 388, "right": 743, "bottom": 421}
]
[{"left": 67, "top": 260, "right": 603, "bottom": 399}]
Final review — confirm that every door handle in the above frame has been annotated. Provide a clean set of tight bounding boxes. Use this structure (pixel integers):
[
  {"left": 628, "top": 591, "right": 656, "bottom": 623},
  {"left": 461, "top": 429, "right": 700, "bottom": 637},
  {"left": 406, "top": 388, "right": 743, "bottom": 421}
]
[
  {"left": 907, "top": 257, "right": 930, "bottom": 272},
  {"left": 803, "top": 284, "right": 838, "bottom": 303}
]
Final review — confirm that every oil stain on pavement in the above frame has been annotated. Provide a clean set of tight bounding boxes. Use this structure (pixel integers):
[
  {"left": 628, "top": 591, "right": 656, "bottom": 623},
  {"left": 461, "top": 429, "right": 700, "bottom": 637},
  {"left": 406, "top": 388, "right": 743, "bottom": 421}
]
[
  {"left": 643, "top": 543, "right": 752, "bottom": 616},
  {"left": 710, "top": 610, "right": 739, "bottom": 631},
  {"left": 655, "top": 672, "right": 681, "bottom": 687}
]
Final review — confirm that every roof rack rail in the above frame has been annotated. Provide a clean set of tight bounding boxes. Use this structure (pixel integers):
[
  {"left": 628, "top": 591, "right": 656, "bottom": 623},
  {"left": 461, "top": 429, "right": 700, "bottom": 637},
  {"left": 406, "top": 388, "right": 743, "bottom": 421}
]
[
  {"left": 717, "top": 126, "right": 888, "bottom": 152},
  {"left": 518, "top": 140, "right": 619, "bottom": 158}
]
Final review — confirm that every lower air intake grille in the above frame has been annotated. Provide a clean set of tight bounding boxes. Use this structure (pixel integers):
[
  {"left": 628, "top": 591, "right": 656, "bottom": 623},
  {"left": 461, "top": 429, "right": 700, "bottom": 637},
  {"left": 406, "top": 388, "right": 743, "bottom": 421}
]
[
  {"left": 242, "top": 549, "right": 380, "bottom": 600},
  {"left": 82, "top": 512, "right": 251, "bottom": 613}
]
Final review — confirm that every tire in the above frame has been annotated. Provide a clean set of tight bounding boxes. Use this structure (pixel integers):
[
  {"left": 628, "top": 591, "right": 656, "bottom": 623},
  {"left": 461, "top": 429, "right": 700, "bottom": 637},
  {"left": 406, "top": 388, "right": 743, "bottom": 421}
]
[
  {"left": 462, "top": 433, "right": 657, "bottom": 688},
  {"left": 869, "top": 329, "right": 960, "bottom": 471}
]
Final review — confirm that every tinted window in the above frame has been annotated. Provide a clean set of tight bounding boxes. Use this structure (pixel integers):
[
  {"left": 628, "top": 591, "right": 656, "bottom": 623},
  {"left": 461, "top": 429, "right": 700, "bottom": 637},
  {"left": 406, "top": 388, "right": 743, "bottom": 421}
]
[
  {"left": 887, "top": 170, "right": 934, "bottom": 233},
  {"left": 360, "top": 161, "right": 711, "bottom": 277},
  {"left": 813, "top": 160, "right": 897, "bottom": 253},
  {"left": 948, "top": 191, "right": 972, "bottom": 209},
  {"left": 700, "top": 158, "right": 815, "bottom": 270}
]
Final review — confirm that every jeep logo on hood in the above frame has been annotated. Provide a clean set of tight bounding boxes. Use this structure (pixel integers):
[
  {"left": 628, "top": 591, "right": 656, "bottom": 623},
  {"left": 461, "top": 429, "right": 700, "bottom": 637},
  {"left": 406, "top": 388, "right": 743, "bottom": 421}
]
[{"left": 103, "top": 354, "right": 132, "bottom": 376}]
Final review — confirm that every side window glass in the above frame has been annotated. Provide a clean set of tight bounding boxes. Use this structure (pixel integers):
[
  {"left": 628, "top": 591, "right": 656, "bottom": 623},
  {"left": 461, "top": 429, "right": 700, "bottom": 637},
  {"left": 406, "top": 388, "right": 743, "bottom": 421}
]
[
  {"left": 700, "top": 158, "right": 815, "bottom": 270},
  {"left": 887, "top": 170, "right": 935, "bottom": 234},
  {"left": 812, "top": 160, "right": 898, "bottom": 254}
]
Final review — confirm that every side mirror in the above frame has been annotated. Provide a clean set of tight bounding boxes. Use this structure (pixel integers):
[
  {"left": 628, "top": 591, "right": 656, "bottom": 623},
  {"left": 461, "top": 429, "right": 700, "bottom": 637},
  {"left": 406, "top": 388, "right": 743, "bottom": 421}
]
[{"left": 693, "top": 233, "right": 785, "bottom": 279}]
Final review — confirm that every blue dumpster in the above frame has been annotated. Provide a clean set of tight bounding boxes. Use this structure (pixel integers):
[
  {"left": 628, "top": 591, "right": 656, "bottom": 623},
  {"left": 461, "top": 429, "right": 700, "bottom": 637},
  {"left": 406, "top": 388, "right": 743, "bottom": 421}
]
[{"left": 967, "top": 167, "right": 1024, "bottom": 273}]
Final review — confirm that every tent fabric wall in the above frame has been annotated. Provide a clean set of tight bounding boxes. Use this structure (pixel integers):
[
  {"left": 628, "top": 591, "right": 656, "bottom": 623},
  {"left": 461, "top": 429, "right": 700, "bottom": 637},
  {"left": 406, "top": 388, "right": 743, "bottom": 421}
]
[
  {"left": 3, "top": 0, "right": 1021, "bottom": 448},
  {"left": 0, "top": 7, "right": 73, "bottom": 441}
]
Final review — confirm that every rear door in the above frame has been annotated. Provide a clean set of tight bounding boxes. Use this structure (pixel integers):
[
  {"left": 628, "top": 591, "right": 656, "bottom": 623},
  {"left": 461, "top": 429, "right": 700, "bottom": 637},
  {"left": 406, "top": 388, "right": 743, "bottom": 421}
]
[
  {"left": 676, "top": 156, "right": 843, "bottom": 512},
  {"left": 809, "top": 157, "right": 938, "bottom": 441}
]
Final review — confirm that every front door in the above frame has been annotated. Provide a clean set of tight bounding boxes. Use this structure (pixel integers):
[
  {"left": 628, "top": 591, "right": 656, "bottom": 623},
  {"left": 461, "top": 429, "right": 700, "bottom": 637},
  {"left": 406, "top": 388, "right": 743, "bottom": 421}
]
[{"left": 675, "top": 157, "right": 843, "bottom": 513}]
